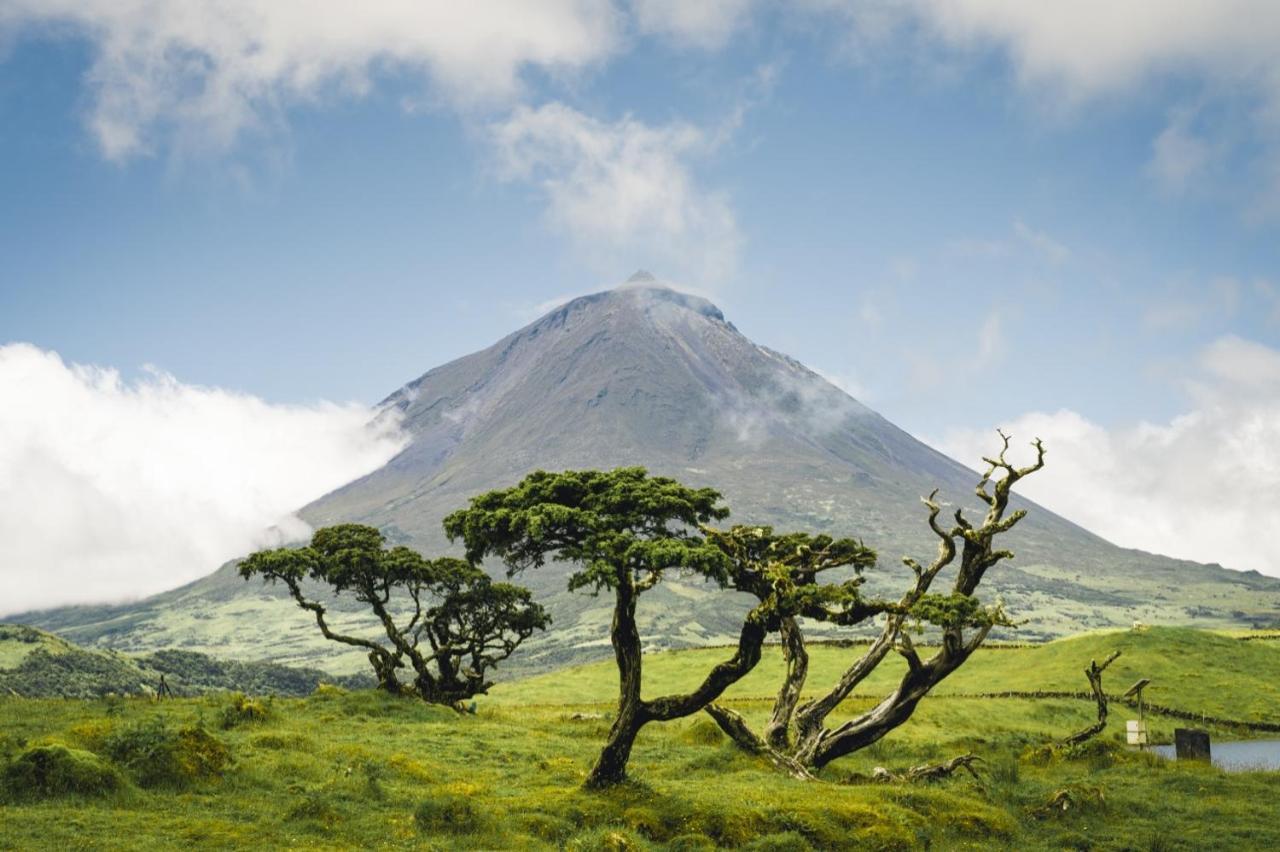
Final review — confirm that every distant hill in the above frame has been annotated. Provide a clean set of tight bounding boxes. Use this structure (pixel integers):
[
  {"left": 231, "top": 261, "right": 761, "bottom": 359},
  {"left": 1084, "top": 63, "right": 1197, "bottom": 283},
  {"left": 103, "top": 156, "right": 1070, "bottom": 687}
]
[
  {"left": 0, "top": 624, "right": 370, "bottom": 698},
  {"left": 17, "top": 278, "right": 1280, "bottom": 674}
]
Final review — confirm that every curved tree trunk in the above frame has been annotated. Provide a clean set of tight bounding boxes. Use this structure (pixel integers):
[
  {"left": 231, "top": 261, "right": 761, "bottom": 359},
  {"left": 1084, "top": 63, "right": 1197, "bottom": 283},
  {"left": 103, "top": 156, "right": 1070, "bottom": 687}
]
[
  {"left": 763, "top": 618, "right": 808, "bottom": 750},
  {"left": 1060, "top": 651, "right": 1121, "bottom": 747},
  {"left": 585, "top": 570, "right": 645, "bottom": 789}
]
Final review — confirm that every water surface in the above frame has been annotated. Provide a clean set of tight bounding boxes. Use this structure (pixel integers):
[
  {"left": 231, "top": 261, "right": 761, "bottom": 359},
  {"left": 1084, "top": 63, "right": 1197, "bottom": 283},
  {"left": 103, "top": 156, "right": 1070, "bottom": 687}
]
[{"left": 1152, "top": 739, "right": 1280, "bottom": 772}]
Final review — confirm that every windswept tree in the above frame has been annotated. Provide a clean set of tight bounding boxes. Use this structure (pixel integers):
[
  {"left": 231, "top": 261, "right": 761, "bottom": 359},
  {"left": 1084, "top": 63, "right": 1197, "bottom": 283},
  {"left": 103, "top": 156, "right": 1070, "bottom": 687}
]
[
  {"left": 240, "top": 524, "right": 550, "bottom": 706},
  {"left": 704, "top": 433, "right": 1045, "bottom": 775},
  {"left": 443, "top": 468, "right": 881, "bottom": 789}
]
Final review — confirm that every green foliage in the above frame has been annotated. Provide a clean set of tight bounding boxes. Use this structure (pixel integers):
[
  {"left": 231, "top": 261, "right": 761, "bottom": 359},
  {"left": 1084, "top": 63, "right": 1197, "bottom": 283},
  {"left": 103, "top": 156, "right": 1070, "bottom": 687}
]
[
  {"left": 444, "top": 467, "right": 732, "bottom": 592},
  {"left": 220, "top": 692, "right": 270, "bottom": 729},
  {"left": 102, "top": 719, "right": 230, "bottom": 788},
  {"left": 240, "top": 524, "right": 549, "bottom": 703},
  {"left": 1, "top": 744, "right": 124, "bottom": 800}
]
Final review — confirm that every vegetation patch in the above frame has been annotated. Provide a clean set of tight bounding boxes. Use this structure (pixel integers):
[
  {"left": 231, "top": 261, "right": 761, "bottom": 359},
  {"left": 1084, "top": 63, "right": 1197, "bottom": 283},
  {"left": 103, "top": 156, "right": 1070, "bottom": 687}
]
[
  {"left": 414, "top": 792, "right": 487, "bottom": 835},
  {"left": 219, "top": 692, "right": 270, "bottom": 729},
  {"left": 1, "top": 744, "right": 124, "bottom": 800},
  {"left": 102, "top": 719, "right": 230, "bottom": 788}
]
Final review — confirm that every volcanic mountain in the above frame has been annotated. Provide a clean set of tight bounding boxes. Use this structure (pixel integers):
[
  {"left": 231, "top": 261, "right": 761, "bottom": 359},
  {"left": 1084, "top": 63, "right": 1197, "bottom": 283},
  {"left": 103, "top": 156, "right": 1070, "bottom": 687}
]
[{"left": 23, "top": 278, "right": 1280, "bottom": 673}]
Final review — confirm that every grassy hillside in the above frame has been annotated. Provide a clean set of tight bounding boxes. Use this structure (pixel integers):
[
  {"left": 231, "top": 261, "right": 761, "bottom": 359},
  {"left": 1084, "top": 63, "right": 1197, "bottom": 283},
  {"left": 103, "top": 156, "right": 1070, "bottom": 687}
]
[
  {"left": 493, "top": 627, "right": 1280, "bottom": 724},
  {"left": 0, "top": 627, "right": 1278, "bottom": 850},
  {"left": 0, "top": 624, "right": 371, "bottom": 698}
]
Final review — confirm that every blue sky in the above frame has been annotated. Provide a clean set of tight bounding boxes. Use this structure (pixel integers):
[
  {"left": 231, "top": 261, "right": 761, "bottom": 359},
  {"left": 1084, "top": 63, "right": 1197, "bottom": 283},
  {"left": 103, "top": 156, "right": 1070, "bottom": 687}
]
[{"left": 2, "top": 2, "right": 1279, "bottom": 608}]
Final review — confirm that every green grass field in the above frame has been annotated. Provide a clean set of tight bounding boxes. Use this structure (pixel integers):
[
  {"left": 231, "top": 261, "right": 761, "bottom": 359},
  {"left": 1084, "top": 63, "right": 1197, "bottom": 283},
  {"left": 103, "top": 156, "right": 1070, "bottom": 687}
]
[{"left": 2, "top": 627, "right": 1278, "bottom": 850}]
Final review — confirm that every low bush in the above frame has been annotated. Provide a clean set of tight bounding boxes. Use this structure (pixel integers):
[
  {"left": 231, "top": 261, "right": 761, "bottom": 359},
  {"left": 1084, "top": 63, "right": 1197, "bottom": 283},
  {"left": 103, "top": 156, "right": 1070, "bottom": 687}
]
[
  {"left": 103, "top": 719, "right": 230, "bottom": 789},
  {"left": 1, "top": 744, "right": 124, "bottom": 800},
  {"left": 220, "top": 692, "right": 270, "bottom": 729}
]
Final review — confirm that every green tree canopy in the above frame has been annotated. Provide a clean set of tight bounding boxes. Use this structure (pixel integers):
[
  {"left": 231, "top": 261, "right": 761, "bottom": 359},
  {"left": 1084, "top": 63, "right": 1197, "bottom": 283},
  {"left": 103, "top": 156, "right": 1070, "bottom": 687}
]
[
  {"left": 445, "top": 468, "right": 881, "bottom": 787},
  {"left": 240, "top": 524, "right": 549, "bottom": 705}
]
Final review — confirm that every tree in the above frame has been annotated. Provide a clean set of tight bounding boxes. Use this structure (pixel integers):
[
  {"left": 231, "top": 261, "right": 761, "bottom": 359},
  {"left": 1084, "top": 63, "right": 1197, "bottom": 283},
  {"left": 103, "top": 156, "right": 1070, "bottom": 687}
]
[
  {"left": 443, "top": 468, "right": 881, "bottom": 788},
  {"left": 704, "top": 432, "right": 1045, "bottom": 775},
  {"left": 239, "top": 524, "right": 550, "bottom": 706}
]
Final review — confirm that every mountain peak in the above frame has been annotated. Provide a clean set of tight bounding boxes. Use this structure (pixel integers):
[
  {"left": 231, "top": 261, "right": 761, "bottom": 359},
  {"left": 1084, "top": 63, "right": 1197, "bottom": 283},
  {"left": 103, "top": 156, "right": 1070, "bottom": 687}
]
[{"left": 625, "top": 269, "right": 656, "bottom": 283}]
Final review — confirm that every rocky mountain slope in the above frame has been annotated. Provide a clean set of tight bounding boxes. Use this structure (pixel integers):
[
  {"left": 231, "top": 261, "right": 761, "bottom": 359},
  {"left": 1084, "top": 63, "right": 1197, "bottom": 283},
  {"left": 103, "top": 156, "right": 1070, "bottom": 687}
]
[{"left": 19, "top": 277, "right": 1280, "bottom": 674}]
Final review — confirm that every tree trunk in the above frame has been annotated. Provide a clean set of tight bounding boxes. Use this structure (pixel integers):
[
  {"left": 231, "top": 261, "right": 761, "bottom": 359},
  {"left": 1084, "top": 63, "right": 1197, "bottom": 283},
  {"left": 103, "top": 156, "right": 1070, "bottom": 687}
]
[
  {"left": 584, "top": 569, "right": 645, "bottom": 789},
  {"left": 763, "top": 617, "right": 808, "bottom": 750},
  {"left": 705, "top": 703, "right": 816, "bottom": 780},
  {"left": 585, "top": 706, "right": 646, "bottom": 789},
  {"left": 1060, "top": 651, "right": 1121, "bottom": 747}
]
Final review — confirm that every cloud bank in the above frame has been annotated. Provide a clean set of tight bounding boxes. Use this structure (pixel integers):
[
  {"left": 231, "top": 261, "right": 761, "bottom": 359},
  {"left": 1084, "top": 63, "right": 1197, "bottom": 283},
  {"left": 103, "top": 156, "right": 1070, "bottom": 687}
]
[
  {"left": 935, "top": 335, "right": 1280, "bottom": 576},
  {"left": 0, "top": 344, "right": 407, "bottom": 616}
]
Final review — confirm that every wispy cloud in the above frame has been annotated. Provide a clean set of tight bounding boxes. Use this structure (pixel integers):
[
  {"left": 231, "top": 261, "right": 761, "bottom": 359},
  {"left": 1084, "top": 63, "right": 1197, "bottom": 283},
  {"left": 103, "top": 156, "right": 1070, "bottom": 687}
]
[
  {"left": 798, "top": 1, "right": 1280, "bottom": 217},
  {"left": 1013, "top": 219, "right": 1070, "bottom": 264},
  {"left": 489, "top": 102, "right": 744, "bottom": 284},
  {"left": 935, "top": 334, "right": 1280, "bottom": 576},
  {"left": 0, "top": 344, "right": 407, "bottom": 615},
  {"left": 0, "top": 0, "right": 621, "bottom": 160},
  {"left": 631, "top": 0, "right": 758, "bottom": 49}
]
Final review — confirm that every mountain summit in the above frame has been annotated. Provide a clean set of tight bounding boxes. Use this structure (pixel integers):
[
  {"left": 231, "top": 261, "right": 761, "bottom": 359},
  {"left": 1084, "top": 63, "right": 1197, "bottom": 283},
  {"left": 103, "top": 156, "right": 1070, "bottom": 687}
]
[{"left": 23, "top": 279, "right": 1280, "bottom": 671}]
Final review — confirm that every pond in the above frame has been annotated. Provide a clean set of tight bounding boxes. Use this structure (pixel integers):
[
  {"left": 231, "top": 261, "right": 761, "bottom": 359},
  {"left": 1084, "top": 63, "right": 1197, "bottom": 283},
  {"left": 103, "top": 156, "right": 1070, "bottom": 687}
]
[{"left": 1151, "top": 739, "right": 1280, "bottom": 772}]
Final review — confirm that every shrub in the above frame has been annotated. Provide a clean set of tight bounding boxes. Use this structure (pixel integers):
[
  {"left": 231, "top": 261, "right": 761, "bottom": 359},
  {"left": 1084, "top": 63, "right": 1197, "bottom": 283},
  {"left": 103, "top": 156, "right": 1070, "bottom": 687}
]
[
  {"left": 1, "top": 744, "right": 124, "bottom": 800},
  {"left": 220, "top": 692, "right": 270, "bottom": 729},
  {"left": 414, "top": 793, "right": 485, "bottom": 835},
  {"left": 312, "top": 682, "right": 347, "bottom": 698},
  {"left": 103, "top": 719, "right": 230, "bottom": 788}
]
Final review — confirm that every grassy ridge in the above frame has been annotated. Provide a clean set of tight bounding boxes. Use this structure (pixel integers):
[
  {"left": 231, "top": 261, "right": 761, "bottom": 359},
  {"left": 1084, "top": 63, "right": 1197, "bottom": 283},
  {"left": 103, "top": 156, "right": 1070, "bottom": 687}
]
[
  {"left": 0, "top": 624, "right": 372, "bottom": 699},
  {"left": 492, "top": 627, "right": 1280, "bottom": 723},
  {"left": 0, "top": 627, "right": 1278, "bottom": 850}
]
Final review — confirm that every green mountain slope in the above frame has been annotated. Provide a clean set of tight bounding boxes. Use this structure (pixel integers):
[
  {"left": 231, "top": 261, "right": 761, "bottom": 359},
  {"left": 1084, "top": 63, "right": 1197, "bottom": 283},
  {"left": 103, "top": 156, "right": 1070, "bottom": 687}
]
[
  {"left": 0, "top": 624, "right": 369, "bottom": 698},
  {"left": 17, "top": 282, "right": 1280, "bottom": 674}
]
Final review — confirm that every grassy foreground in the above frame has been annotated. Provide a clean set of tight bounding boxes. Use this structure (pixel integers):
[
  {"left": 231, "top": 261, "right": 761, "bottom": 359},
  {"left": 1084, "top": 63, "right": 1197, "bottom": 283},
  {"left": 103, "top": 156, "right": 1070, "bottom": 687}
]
[{"left": 1, "top": 627, "right": 1278, "bottom": 850}]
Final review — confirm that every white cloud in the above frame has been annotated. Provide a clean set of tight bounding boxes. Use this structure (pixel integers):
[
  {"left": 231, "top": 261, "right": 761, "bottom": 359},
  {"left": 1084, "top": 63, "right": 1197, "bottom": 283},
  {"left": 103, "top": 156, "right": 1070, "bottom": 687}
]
[
  {"left": 490, "top": 102, "right": 742, "bottom": 284},
  {"left": 801, "top": 2, "right": 1280, "bottom": 213},
  {"left": 934, "top": 334, "right": 1280, "bottom": 576},
  {"left": 631, "top": 0, "right": 757, "bottom": 49},
  {"left": 0, "top": 0, "right": 620, "bottom": 160},
  {"left": 1012, "top": 219, "right": 1069, "bottom": 264},
  {"left": 1148, "top": 109, "right": 1214, "bottom": 194},
  {"left": 976, "top": 311, "right": 1003, "bottom": 366},
  {"left": 0, "top": 344, "right": 407, "bottom": 615},
  {"left": 830, "top": 1, "right": 1280, "bottom": 100}
]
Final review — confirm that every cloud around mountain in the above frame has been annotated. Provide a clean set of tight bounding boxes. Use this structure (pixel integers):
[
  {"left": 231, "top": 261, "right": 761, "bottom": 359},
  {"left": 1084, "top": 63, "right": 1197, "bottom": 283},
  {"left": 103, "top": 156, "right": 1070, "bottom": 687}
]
[
  {"left": 0, "top": 344, "right": 406, "bottom": 615},
  {"left": 936, "top": 335, "right": 1280, "bottom": 576}
]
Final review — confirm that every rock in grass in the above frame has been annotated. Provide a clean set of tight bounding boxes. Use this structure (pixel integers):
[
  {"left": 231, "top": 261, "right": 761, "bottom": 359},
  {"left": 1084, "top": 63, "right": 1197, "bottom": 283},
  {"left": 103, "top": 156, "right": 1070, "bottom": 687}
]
[{"left": 2, "top": 744, "right": 124, "bottom": 799}]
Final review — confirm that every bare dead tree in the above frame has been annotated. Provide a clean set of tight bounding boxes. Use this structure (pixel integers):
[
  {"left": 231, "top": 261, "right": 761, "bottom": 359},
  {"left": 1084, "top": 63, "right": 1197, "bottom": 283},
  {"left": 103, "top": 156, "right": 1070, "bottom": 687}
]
[
  {"left": 705, "top": 432, "right": 1046, "bottom": 776},
  {"left": 1059, "top": 651, "right": 1121, "bottom": 747}
]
